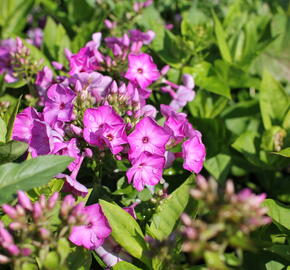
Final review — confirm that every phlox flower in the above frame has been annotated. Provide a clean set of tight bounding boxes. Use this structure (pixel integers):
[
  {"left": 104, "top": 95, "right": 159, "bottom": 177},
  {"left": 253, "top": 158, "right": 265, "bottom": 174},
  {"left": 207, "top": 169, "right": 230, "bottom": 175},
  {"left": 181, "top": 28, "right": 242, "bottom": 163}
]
[
  {"left": 127, "top": 117, "right": 170, "bottom": 160},
  {"left": 125, "top": 53, "right": 160, "bottom": 88},
  {"left": 69, "top": 204, "right": 111, "bottom": 250},
  {"left": 13, "top": 107, "right": 42, "bottom": 143},
  {"left": 182, "top": 134, "right": 206, "bottom": 174},
  {"left": 43, "top": 83, "right": 76, "bottom": 125},
  {"left": 126, "top": 151, "right": 165, "bottom": 191},
  {"left": 83, "top": 105, "right": 126, "bottom": 153}
]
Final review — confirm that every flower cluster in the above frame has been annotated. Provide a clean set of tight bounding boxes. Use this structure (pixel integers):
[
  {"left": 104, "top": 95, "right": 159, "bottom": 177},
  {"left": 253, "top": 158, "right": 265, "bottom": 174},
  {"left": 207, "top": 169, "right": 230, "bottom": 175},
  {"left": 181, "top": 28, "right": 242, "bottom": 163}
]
[
  {"left": 12, "top": 29, "right": 206, "bottom": 194},
  {"left": 0, "top": 191, "right": 111, "bottom": 268},
  {"left": 0, "top": 37, "right": 43, "bottom": 85},
  {"left": 180, "top": 176, "right": 271, "bottom": 261}
]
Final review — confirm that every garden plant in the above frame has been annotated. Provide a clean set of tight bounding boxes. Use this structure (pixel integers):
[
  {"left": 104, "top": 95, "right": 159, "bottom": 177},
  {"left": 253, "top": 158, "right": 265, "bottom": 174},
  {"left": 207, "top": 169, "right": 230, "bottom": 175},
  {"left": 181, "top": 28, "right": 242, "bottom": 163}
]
[{"left": 0, "top": 0, "right": 289, "bottom": 269}]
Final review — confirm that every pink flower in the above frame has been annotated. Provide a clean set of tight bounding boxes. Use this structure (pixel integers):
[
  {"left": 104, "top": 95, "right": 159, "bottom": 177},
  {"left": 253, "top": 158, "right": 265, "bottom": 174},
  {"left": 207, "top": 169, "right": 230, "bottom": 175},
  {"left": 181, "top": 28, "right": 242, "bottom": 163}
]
[
  {"left": 182, "top": 134, "right": 206, "bottom": 174},
  {"left": 129, "top": 29, "right": 155, "bottom": 45},
  {"left": 43, "top": 84, "right": 76, "bottom": 125},
  {"left": 74, "top": 72, "right": 112, "bottom": 102},
  {"left": 127, "top": 117, "right": 170, "bottom": 160},
  {"left": 57, "top": 174, "right": 88, "bottom": 198},
  {"left": 69, "top": 204, "right": 111, "bottom": 250},
  {"left": 127, "top": 151, "right": 165, "bottom": 191},
  {"left": 83, "top": 105, "right": 125, "bottom": 149},
  {"left": 100, "top": 124, "right": 127, "bottom": 155},
  {"left": 161, "top": 104, "right": 189, "bottom": 144},
  {"left": 13, "top": 107, "right": 42, "bottom": 143},
  {"left": 125, "top": 53, "right": 160, "bottom": 88},
  {"left": 35, "top": 66, "right": 53, "bottom": 104}
]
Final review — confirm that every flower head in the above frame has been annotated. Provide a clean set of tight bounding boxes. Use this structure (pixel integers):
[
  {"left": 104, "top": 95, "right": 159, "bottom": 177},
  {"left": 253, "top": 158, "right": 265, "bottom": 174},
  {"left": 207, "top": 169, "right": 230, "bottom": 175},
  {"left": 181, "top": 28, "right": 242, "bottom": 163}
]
[
  {"left": 126, "top": 151, "right": 165, "bottom": 191},
  {"left": 69, "top": 204, "right": 111, "bottom": 249},
  {"left": 182, "top": 134, "right": 206, "bottom": 174},
  {"left": 127, "top": 117, "right": 170, "bottom": 160},
  {"left": 125, "top": 53, "right": 160, "bottom": 88}
]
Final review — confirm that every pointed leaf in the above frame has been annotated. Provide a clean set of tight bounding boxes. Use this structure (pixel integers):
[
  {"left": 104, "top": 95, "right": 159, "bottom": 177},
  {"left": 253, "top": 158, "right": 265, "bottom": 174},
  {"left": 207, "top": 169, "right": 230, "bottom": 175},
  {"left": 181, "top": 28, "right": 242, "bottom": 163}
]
[
  {"left": 0, "top": 140, "right": 28, "bottom": 164},
  {"left": 0, "top": 155, "right": 73, "bottom": 204},
  {"left": 99, "top": 200, "right": 150, "bottom": 266},
  {"left": 212, "top": 11, "right": 232, "bottom": 63},
  {"left": 263, "top": 199, "right": 290, "bottom": 229},
  {"left": 260, "top": 71, "right": 289, "bottom": 129},
  {"left": 147, "top": 175, "right": 196, "bottom": 240}
]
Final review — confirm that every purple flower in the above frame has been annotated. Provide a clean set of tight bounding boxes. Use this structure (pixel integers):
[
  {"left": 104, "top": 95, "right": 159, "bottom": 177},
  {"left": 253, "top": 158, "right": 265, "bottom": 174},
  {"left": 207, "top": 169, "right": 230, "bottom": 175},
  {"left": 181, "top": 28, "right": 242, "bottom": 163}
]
[
  {"left": 95, "top": 238, "right": 132, "bottom": 267},
  {"left": 43, "top": 84, "right": 76, "bottom": 125},
  {"left": 26, "top": 28, "right": 43, "bottom": 48},
  {"left": 57, "top": 138, "right": 81, "bottom": 172},
  {"left": 161, "top": 104, "right": 188, "bottom": 144},
  {"left": 0, "top": 38, "right": 17, "bottom": 83},
  {"left": 127, "top": 151, "right": 165, "bottom": 191},
  {"left": 169, "top": 74, "right": 195, "bottom": 111},
  {"left": 182, "top": 135, "right": 206, "bottom": 174},
  {"left": 74, "top": 72, "right": 112, "bottom": 102},
  {"left": 35, "top": 66, "right": 53, "bottom": 104},
  {"left": 67, "top": 46, "right": 100, "bottom": 75},
  {"left": 86, "top": 32, "right": 102, "bottom": 51},
  {"left": 29, "top": 120, "right": 54, "bottom": 157},
  {"left": 125, "top": 53, "right": 160, "bottom": 88},
  {"left": 100, "top": 124, "right": 127, "bottom": 155},
  {"left": 129, "top": 29, "right": 155, "bottom": 45},
  {"left": 127, "top": 117, "right": 170, "bottom": 160},
  {"left": 13, "top": 107, "right": 42, "bottom": 143},
  {"left": 83, "top": 105, "right": 125, "bottom": 147},
  {"left": 57, "top": 174, "right": 88, "bottom": 198},
  {"left": 69, "top": 204, "right": 111, "bottom": 250}
]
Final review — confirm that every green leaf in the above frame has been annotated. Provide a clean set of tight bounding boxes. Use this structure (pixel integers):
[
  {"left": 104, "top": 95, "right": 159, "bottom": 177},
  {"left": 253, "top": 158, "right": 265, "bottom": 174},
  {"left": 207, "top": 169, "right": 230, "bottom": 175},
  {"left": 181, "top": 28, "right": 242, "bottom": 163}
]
[
  {"left": 212, "top": 11, "right": 232, "bottom": 63},
  {"left": 113, "top": 261, "right": 142, "bottom": 270},
  {"left": 0, "top": 155, "right": 73, "bottom": 204},
  {"left": 273, "top": 148, "right": 290, "bottom": 157},
  {"left": 43, "top": 17, "right": 71, "bottom": 63},
  {"left": 4, "top": 95, "right": 21, "bottom": 141},
  {"left": 204, "top": 251, "right": 230, "bottom": 270},
  {"left": 147, "top": 175, "right": 196, "bottom": 240},
  {"left": 231, "top": 131, "right": 265, "bottom": 167},
  {"left": 265, "top": 245, "right": 290, "bottom": 262},
  {"left": 156, "top": 31, "right": 191, "bottom": 68},
  {"left": 0, "top": 140, "right": 28, "bottom": 164},
  {"left": 259, "top": 71, "right": 290, "bottom": 129},
  {"left": 99, "top": 200, "right": 150, "bottom": 266},
  {"left": 184, "top": 63, "right": 231, "bottom": 99},
  {"left": 204, "top": 153, "right": 231, "bottom": 182},
  {"left": 263, "top": 199, "right": 290, "bottom": 229},
  {"left": 0, "top": 117, "right": 7, "bottom": 143},
  {"left": 66, "top": 246, "right": 92, "bottom": 270},
  {"left": 1, "top": 0, "right": 34, "bottom": 37}
]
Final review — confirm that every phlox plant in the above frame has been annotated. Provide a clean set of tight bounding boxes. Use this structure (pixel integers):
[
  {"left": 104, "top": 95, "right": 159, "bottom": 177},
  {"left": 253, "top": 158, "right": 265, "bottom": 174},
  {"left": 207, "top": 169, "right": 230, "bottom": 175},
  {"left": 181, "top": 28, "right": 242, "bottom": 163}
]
[{"left": 0, "top": 0, "right": 289, "bottom": 270}]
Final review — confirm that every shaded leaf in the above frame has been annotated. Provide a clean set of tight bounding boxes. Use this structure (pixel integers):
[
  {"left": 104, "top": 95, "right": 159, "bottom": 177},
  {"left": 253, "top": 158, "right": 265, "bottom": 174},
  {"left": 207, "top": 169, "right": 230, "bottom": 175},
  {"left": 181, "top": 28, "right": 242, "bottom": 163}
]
[
  {"left": 263, "top": 199, "right": 290, "bottom": 229},
  {"left": 0, "top": 140, "right": 28, "bottom": 164},
  {"left": 99, "top": 200, "right": 150, "bottom": 266},
  {"left": 0, "top": 155, "right": 73, "bottom": 204},
  {"left": 147, "top": 175, "right": 196, "bottom": 240}
]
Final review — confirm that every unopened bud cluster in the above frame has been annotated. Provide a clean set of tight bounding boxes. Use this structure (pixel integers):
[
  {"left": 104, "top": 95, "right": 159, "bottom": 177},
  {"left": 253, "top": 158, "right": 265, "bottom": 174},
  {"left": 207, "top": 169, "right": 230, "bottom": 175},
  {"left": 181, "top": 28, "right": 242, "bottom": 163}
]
[
  {"left": 10, "top": 38, "right": 42, "bottom": 83},
  {"left": 180, "top": 176, "right": 271, "bottom": 263},
  {"left": 0, "top": 191, "right": 88, "bottom": 269}
]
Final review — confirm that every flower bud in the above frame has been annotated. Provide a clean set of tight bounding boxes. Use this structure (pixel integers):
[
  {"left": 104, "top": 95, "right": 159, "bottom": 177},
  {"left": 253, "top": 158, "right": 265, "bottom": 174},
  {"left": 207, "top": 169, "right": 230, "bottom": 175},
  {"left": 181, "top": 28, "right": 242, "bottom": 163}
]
[
  {"left": 21, "top": 248, "right": 32, "bottom": 256},
  {"left": 2, "top": 204, "right": 18, "bottom": 219},
  {"left": 33, "top": 202, "right": 42, "bottom": 220},
  {"left": 48, "top": 192, "right": 59, "bottom": 209},
  {"left": 18, "top": 191, "right": 33, "bottom": 211},
  {"left": 15, "top": 205, "right": 25, "bottom": 217},
  {"left": 0, "top": 254, "right": 10, "bottom": 264},
  {"left": 39, "top": 228, "right": 50, "bottom": 240},
  {"left": 6, "top": 244, "right": 20, "bottom": 256},
  {"left": 9, "top": 222, "right": 23, "bottom": 231}
]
